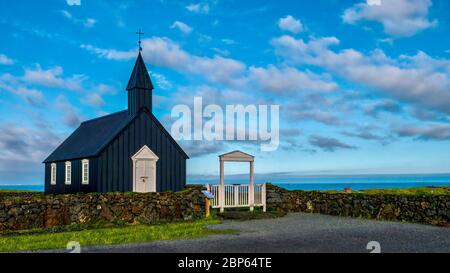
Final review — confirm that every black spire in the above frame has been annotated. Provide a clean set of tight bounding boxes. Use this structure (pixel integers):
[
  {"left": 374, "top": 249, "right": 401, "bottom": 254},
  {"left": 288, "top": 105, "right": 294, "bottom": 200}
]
[
  {"left": 126, "top": 52, "right": 154, "bottom": 91},
  {"left": 126, "top": 52, "right": 154, "bottom": 115}
]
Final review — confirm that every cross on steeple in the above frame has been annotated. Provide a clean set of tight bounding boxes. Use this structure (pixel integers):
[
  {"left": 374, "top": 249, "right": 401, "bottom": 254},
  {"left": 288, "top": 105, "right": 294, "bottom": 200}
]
[
  {"left": 127, "top": 36, "right": 154, "bottom": 116},
  {"left": 136, "top": 28, "right": 144, "bottom": 52}
]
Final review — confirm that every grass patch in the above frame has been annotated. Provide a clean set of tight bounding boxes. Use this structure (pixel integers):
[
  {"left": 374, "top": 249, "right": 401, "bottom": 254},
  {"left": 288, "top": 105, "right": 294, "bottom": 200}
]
[
  {"left": 0, "top": 218, "right": 236, "bottom": 252},
  {"left": 320, "top": 187, "right": 450, "bottom": 196},
  {"left": 359, "top": 187, "right": 450, "bottom": 196}
]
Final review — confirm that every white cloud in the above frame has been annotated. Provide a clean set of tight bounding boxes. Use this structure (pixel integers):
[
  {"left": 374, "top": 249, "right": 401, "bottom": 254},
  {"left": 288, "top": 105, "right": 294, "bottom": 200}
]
[
  {"left": 81, "top": 84, "right": 117, "bottom": 108},
  {"left": 363, "top": 99, "right": 402, "bottom": 117},
  {"left": 66, "top": 0, "right": 81, "bottom": 6},
  {"left": 180, "top": 140, "right": 225, "bottom": 158},
  {"left": 0, "top": 65, "right": 110, "bottom": 108},
  {"left": 82, "top": 37, "right": 246, "bottom": 86},
  {"left": 11, "top": 87, "right": 46, "bottom": 107},
  {"left": 22, "top": 65, "right": 86, "bottom": 91},
  {"left": 84, "top": 18, "right": 97, "bottom": 28},
  {"left": 170, "top": 84, "right": 253, "bottom": 110},
  {"left": 150, "top": 72, "right": 172, "bottom": 90},
  {"left": 0, "top": 123, "right": 61, "bottom": 170},
  {"left": 272, "top": 35, "right": 450, "bottom": 114},
  {"left": 186, "top": 3, "right": 210, "bottom": 14},
  {"left": 289, "top": 110, "right": 341, "bottom": 126},
  {"left": 197, "top": 33, "right": 212, "bottom": 44},
  {"left": 61, "top": 10, "right": 96, "bottom": 28},
  {"left": 0, "top": 54, "right": 14, "bottom": 65},
  {"left": 248, "top": 65, "right": 337, "bottom": 94},
  {"left": 140, "top": 37, "right": 194, "bottom": 68},
  {"left": 23, "top": 66, "right": 64, "bottom": 86},
  {"left": 309, "top": 135, "right": 357, "bottom": 152},
  {"left": 221, "top": 39, "right": 236, "bottom": 45},
  {"left": 96, "top": 83, "right": 117, "bottom": 95},
  {"left": 396, "top": 124, "right": 450, "bottom": 140},
  {"left": 367, "top": 0, "right": 382, "bottom": 6},
  {"left": 55, "top": 95, "right": 82, "bottom": 128},
  {"left": 61, "top": 10, "right": 72, "bottom": 19},
  {"left": 0, "top": 75, "right": 45, "bottom": 107},
  {"left": 343, "top": 0, "right": 437, "bottom": 37},
  {"left": 283, "top": 94, "right": 347, "bottom": 126},
  {"left": 272, "top": 35, "right": 339, "bottom": 65},
  {"left": 278, "top": 15, "right": 303, "bottom": 34},
  {"left": 170, "top": 21, "right": 193, "bottom": 35},
  {"left": 82, "top": 93, "right": 105, "bottom": 107},
  {"left": 211, "top": 47, "right": 230, "bottom": 56},
  {"left": 80, "top": 44, "right": 135, "bottom": 60},
  {"left": 81, "top": 36, "right": 343, "bottom": 97},
  {"left": 377, "top": 37, "right": 394, "bottom": 45}
]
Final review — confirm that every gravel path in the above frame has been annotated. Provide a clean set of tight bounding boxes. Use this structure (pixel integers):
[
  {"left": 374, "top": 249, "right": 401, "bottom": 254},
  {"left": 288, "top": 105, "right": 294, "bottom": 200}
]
[{"left": 77, "top": 213, "right": 450, "bottom": 253}]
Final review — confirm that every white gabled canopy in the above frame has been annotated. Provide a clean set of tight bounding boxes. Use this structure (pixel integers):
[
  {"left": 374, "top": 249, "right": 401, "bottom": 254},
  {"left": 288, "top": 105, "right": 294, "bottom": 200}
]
[
  {"left": 131, "top": 145, "right": 159, "bottom": 161},
  {"left": 219, "top": 150, "right": 254, "bottom": 162},
  {"left": 218, "top": 150, "right": 255, "bottom": 212}
]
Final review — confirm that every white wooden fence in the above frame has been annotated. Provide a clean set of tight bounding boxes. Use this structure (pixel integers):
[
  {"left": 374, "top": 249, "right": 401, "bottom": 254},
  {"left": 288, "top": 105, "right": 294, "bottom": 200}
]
[{"left": 206, "top": 183, "right": 266, "bottom": 212}]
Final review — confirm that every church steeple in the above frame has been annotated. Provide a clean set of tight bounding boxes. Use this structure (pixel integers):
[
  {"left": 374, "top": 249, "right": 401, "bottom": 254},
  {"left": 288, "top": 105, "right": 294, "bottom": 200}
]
[
  {"left": 126, "top": 52, "right": 154, "bottom": 116},
  {"left": 127, "top": 52, "right": 154, "bottom": 91}
]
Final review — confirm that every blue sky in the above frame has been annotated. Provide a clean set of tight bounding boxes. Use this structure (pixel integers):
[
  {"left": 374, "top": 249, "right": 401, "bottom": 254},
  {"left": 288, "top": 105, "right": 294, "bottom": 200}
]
[{"left": 0, "top": 0, "right": 450, "bottom": 185}]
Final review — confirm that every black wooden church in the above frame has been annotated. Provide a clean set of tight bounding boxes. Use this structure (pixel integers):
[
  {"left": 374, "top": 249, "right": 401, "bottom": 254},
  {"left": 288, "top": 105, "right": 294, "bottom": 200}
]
[{"left": 43, "top": 51, "right": 189, "bottom": 194}]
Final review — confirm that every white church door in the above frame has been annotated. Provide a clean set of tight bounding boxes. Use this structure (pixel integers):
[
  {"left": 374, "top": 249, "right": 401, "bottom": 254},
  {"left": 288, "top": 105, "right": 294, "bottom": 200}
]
[{"left": 132, "top": 145, "right": 159, "bottom": 193}]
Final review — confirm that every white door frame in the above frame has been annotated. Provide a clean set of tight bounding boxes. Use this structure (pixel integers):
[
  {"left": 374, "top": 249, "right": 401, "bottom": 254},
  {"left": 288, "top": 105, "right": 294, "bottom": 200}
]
[{"left": 131, "top": 145, "right": 159, "bottom": 193}]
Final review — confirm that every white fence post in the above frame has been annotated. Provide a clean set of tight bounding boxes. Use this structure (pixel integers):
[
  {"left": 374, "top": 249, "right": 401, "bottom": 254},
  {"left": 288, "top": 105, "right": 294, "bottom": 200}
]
[
  {"left": 249, "top": 161, "right": 254, "bottom": 212},
  {"left": 249, "top": 183, "right": 254, "bottom": 212},
  {"left": 262, "top": 183, "right": 267, "bottom": 212},
  {"left": 220, "top": 183, "right": 225, "bottom": 212},
  {"left": 234, "top": 185, "right": 239, "bottom": 206}
]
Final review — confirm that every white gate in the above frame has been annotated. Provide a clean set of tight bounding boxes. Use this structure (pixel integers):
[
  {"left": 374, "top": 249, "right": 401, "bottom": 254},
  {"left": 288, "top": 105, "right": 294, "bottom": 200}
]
[{"left": 206, "top": 183, "right": 266, "bottom": 212}]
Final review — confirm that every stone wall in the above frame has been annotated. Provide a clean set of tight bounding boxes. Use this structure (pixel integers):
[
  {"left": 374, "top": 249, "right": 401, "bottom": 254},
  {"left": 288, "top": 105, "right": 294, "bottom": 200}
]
[
  {"left": 267, "top": 184, "right": 450, "bottom": 226},
  {"left": 0, "top": 186, "right": 206, "bottom": 231}
]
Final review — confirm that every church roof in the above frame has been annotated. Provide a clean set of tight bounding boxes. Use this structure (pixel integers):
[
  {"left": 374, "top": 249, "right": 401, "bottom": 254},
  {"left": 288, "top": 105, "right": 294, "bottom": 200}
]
[
  {"left": 126, "top": 52, "right": 154, "bottom": 90},
  {"left": 43, "top": 108, "right": 189, "bottom": 163},
  {"left": 43, "top": 111, "right": 130, "bottom": 163}
]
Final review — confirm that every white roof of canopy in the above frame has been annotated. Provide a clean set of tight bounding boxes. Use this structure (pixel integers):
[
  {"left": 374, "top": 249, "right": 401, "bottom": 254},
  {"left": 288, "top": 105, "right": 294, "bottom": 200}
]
[{"left": 219, "top": 150, "right": 254, "bottom": 162}]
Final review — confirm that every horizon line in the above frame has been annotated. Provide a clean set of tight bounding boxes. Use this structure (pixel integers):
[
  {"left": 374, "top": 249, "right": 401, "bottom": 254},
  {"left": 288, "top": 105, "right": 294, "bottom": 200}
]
[
  {"left": 188, "top": 171, "right": 450, "bottom": 177},
  {"left": 1, "top": 172, "right": 450, "bottom": 186}
]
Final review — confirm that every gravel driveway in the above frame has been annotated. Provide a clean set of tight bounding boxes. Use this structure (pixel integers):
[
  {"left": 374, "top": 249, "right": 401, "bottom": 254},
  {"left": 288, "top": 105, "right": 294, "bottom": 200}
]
[{"left": 78, "top": 213, "right": 450, "bottom": 253}]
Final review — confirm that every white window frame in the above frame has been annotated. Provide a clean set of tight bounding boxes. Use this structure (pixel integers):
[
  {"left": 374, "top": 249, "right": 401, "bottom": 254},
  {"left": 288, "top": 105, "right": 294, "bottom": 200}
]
[
  {"left": 50, "top": 163, "right": 57, "bottom": 185},
  {"left": 65, "top": 161, "right": 72, "bottom": 185},
  {"left": 82, "top": 159, "right": 89, "bottom": 185}
]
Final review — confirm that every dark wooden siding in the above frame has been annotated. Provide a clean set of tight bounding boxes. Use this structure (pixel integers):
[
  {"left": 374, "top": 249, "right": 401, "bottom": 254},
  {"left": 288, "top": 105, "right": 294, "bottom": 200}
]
[
  {"left": 96, "top": 110, "right": 186, "bottom": 193},
  {"left": 128, "top": 88, "right": 152, "bottom": 116},
  {"left": 45, "top": 110, "right": 187, "bottom": 194},
  {"left": 44, "top": 158, "right": 97, "bottom": 194},
  {"left": 44, "top": 163, "right": 50, "bottom": 193}
]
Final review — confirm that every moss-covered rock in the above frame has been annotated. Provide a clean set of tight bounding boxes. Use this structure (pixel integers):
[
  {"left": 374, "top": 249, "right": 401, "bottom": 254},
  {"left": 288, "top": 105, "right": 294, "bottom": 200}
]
[
  {"left": 0, "top": 187, "right": 206, "bottom": 232},
  {"left": 266, "top": 184, "right": 450, "bottom": 227}
]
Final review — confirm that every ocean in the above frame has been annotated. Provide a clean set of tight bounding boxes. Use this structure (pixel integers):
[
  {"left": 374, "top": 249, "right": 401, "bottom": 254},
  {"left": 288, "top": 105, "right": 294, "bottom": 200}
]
[
  {"left": 272, "top": 178, "right": 450, "bottom": 191},
  {"left": 1, "top": 174, "right": 449, "bottom": 192},
  {"left": 0, "top": 185, "right": 44, "bottom": 192},
  {"left": 192, "top": 174, "right": 450, "bottom": 191}
]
